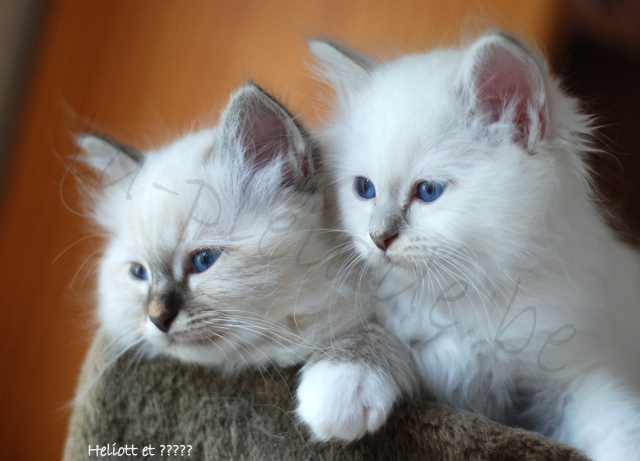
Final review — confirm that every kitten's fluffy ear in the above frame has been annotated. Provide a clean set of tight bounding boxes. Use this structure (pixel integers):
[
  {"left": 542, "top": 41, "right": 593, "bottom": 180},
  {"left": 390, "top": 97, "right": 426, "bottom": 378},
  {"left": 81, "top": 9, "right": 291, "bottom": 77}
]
[
  {"left": 77, "top": 133, "right": 143, "bottom": 183},
  {"left": 308, "top": 38, "right": 377, "bottom": 95},
  {"left": 462, "top": 31, "right": 547, "bottom": 150},
  {"left": 221, "top": 83, "right": 318, "bottom": 191}
]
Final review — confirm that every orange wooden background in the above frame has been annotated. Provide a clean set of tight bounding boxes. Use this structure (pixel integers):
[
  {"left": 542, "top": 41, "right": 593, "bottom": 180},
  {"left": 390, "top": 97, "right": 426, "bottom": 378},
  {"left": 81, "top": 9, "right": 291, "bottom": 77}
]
[{"left": 0, "top": 1, "right": 567, "bottom": 459}]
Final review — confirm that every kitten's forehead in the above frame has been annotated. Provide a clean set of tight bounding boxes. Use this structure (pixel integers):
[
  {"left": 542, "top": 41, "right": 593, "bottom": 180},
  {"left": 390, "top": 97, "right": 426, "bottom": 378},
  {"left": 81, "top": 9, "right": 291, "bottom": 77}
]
[
  {"left": 339, "top": 49, "right": 469, "bottom": 185},
  {"left": 362, "top": 52, "right": 462, "bottom": 135},
  {"left": 118, "top": 128, "right": 245, "bottom": 256},
  {"left": 138, "top": 128, "right": 220, "bottom": 189}
]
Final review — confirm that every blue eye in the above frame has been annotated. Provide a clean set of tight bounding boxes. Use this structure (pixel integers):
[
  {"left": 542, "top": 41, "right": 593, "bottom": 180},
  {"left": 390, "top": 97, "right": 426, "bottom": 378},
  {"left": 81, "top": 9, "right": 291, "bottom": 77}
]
[
  {"left": 355, "top": 177, "right": 376, "bottom": 199},
  {"left": 417, "top": 181, "right": 446, "bottom": 202},
  {"left": 192, "top": 249, "right": 221, "bottom": 273},
  {"left": 131, "top": 263, "right": 148, "bottom": 280}
]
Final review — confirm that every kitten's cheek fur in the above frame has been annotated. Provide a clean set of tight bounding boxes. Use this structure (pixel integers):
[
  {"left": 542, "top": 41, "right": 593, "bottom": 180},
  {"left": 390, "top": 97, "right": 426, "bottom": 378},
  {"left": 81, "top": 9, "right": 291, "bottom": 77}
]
[{"left": 295, "top": 361, "right": 399, "bottom": 441}]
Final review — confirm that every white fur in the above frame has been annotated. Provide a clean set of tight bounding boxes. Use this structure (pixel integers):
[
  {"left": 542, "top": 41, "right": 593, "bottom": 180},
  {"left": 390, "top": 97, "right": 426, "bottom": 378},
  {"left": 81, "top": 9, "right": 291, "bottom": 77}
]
[
  {"left": 312, "top": 32, "right": 640, "bottom": 459},
  {"left": 79, "top": 83, "right": 417, "bottom": 441},
  {"left": 296, "top": 360, "right": 398, "bottom": 441}
]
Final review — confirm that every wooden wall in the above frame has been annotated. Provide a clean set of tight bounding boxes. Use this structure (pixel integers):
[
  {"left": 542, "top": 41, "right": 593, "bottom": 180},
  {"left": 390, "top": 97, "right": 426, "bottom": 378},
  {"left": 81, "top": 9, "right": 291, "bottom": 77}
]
[{"left": 0, "top": 1, "right": 565, "bottom": 458}]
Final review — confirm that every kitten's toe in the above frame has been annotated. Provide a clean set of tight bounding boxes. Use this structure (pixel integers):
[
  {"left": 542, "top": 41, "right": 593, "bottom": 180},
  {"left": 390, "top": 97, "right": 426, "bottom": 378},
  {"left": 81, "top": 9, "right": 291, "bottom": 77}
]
[{"left": 295, "top": 360, "right": 398, "bottom": 441}]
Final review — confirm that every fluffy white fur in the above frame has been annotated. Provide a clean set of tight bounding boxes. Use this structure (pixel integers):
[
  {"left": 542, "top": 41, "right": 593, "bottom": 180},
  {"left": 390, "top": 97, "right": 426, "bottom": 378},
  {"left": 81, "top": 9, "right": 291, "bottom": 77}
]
[
  {"left": 311, "top": 32, "right": 640, "bottom": 459},
  {"left": 78, "top": 83, "right": 417, "bottom": 441},
  {"left": 296, "top": 360, "right": 400, "bottom": 440}
]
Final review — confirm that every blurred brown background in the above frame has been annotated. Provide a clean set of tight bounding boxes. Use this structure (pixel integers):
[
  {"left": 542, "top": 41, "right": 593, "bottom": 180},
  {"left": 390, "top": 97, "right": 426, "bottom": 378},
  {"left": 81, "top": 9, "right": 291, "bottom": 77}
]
[{"left": 0, "top": 1, "right": 638, "bottom": 459}]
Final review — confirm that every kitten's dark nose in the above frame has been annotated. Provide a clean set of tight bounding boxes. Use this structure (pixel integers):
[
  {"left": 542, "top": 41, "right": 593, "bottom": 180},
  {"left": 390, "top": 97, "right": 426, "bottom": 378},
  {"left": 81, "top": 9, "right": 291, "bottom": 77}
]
[
  {"left": 370, "top": 230, "right": 398, "bottom": 252},
  {"left": 149, "top": 311, "right": 177, "bottom": 333},
  {"left": 148, "top": 300, "right": 178, "bottom": 333}
]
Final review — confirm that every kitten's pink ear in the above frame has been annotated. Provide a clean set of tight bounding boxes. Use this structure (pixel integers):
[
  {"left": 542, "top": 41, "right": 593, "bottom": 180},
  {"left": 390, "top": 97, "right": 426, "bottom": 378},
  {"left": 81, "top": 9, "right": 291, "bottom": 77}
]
[
  {"left": 463, "top": 32, "right": 547, "bottom": 150},
  {"left": 222, "top": 83, "right": 318, "bottom": 190},
  {"left": 77, "top": 133, "right": 143, "bottom": 183},
  {"left": 308, "top": 38, "right": 377, "bottom": 96}
]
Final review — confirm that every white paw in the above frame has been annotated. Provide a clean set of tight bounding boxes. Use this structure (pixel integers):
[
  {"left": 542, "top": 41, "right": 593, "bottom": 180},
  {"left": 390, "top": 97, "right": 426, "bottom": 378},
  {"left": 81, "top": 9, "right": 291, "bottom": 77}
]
[
  {"left": 582, "top": 429, "right": 640, "bottom": 461},
  {"left": 295, "top": 360, "right": 398, "bottom": 441}
]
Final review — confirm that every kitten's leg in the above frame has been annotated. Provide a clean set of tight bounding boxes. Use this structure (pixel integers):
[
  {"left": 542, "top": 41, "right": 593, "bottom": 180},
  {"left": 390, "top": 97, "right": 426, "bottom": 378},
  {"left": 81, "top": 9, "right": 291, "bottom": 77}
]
[
  {"left": 551, "top": 368, "right": 640, "bottom": 461},
  {"left": 295, "top": 322, "right": 419, "bottom": 441}
]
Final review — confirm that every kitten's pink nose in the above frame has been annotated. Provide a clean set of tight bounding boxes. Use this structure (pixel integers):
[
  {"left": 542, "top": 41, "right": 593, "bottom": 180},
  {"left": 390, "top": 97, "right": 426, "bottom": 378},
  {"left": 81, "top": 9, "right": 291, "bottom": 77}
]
[{"left": 370, "top": 231, "right": 398, "bottom": 252}]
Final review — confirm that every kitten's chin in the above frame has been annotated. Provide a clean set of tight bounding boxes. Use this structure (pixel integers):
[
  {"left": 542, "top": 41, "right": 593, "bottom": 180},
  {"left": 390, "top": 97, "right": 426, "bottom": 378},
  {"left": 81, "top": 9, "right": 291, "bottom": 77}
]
[
  {"left": 146, "top": 333, "right": 228, "bottom": 365},
  {"left": 148, "top": 332, "right": 216, "bottom": 350}
]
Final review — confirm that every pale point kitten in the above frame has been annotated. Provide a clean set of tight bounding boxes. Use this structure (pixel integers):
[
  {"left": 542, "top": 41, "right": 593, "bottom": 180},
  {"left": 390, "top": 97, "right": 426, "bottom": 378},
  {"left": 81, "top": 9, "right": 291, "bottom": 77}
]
[
  {"left": 310, "top": 32, "right": 640, "bottom": 459},
  {"left": 78, "top": 83, "right": 417, "bottom": 441}
]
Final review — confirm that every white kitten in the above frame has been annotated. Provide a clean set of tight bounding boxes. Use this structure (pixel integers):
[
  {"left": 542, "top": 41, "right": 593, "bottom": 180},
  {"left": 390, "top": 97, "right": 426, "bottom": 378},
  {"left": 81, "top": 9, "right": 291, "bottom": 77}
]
[
  {"left": 311, "top": 32, "right": 640, "bottom": 459},
  {"left": 78, "top": 83, "right": 417, "bottom": 441}
]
